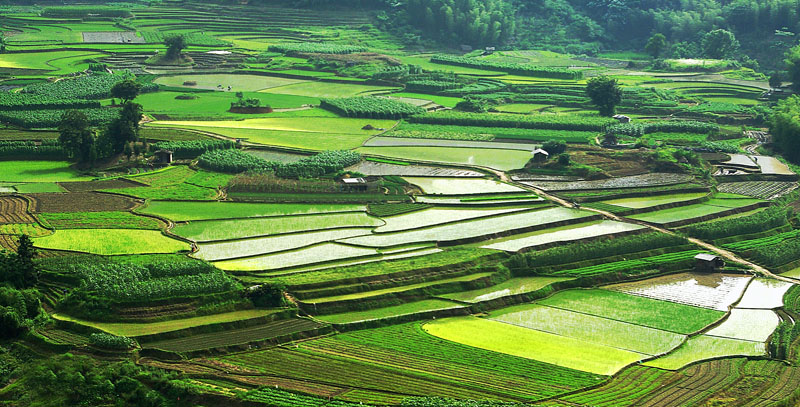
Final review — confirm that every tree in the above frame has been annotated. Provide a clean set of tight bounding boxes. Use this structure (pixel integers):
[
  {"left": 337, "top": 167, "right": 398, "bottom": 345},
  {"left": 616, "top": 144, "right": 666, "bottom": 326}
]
[
  {"left": 769, "top": 73, "right": 784, "bottom": 90},
  {"left": 586, "top": 75, "right": 622, "bottom": 117},
  {"left": 110, "top": 79, "right": 142, "bottom": 103},
  {"left": 15, "top": 235, "right": 37, "bottom": 288},
  {"left": 701, "top": 29, "right": 739, "bottom": 59},
  {"left": 644, "top": 33, "right": 667, "bottom": 58},
  {"left": 770, "top": 95, "right": 800, "bottom": 163},
  {"left": 785, "top": 44, "right": 800, "bottom": 92},
  {"left": 106, "top": 102, "right": 143, "bottom": 154},
  {"left": 542, "top": 140, "right": 567, "bottom": 155},
  {"left": 57, "top": 110, "right": 94, "bottom": 162},
  {"left": 164, "top": 34, "right": 186, "bottom": 60}
]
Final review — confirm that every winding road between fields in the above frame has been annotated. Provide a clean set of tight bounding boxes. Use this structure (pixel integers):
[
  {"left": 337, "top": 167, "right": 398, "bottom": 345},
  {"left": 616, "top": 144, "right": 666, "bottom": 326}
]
[{"left": 497, "top": 169, "right": 800, "bottom": 285}]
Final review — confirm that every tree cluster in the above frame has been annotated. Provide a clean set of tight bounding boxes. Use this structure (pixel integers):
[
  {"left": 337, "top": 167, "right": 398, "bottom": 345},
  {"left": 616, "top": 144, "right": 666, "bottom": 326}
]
[{"left": 58, "top": 79, "right": 143, "bottom": 166}]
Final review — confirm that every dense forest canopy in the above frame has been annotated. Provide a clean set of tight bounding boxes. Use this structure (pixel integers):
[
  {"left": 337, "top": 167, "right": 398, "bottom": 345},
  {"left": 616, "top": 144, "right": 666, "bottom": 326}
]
[{"left": 288, "top": 0, "right": 800, "bottom": 68}]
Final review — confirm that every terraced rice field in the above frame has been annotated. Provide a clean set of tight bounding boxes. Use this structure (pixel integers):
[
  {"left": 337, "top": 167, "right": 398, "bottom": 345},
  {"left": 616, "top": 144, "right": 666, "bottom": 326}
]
[
  {"left": 439, "top": 276, "right": 571, "bottom": 303},
  {"left": 490, "top": 304, "right": 685, "bottom": 355},
  {"left": 376, "top": 206, "right": 527, "bottom": 233},
  {"left": 402, "top": 177, "right": 525, "bottom": 195},
  {"left": 606, "top": 272, "right": 752, "bottom": 311},
  {"left": 704, "top": 309, "right": 779, "bottom": 342},
  {"left": 307, "top": 272, "right": 494, "bottom": 304},
  {"left": 194, "top": 228, "right": 373, "bottom": 261},
  {"left": 53, "top": 309, "right": 282, "bottom": 337},
  {"left": 340, "top": 207, "right": 592, "bottom": 248},
  {"left": 357, "top": 146, "right": 534, "bottom": 171},
  {"left": 224, "top": 321, "right": 606, "bottom": 402},
  {"left": 317, "top": 299, "right": 467, "bottom": 324},
  {"left": 482, "top": 220, "right": 644, "bottom": 252},
  {"left": 601, "top": 192, "right": 708, "bottom": 208},
  {"left": 364, "top": 137, "right": 542, "bottom": 151},
  {"left": 142, "top": 318, "right": 325, "bottom": 352},
  {"left": 214, "top": 242, "right": 379, "bottom": 271},
  {"left": 627, "top": 198, "right": 762, "bottom": 225},
  {"left": 153, "top": 117, "right": 396, "bottom": 150},
  {"left": 172, "top": 212, "right": 382, "bottom": 242},
  {"left": 644, "top": 335, "right": 765, "bottom": 370},
  {"left": 735, "top": 278, "right": 794, "bottom": 309},
  {"left": 347, "top": 161, "right": 485, "bottom": 177},
  {"left": 528, "top": 173, "right": 695, "bottom": 191},
  {"left": 155, "top": 74, "right": 305, "bottom": 92},
  {"left": 753, "top": 155, "right": 794, "bottom": 175},
  {"left": 262, "top": 81, "right": 399, "bottom": 98},
  {"left": 423, "top": 316, "right": 643, "bottom": 375},
  {"left": 140, "top": 201, "right": 365, "bottom": 221},
  {"left": 33, "top": 229, "right": 190, "bottom": 255},
  {"left": 537, "top": 289, "right": 725, "bottom": 334},
  {"left": 717, "top": 181, "right": 799, "bottom": 200},
  {"left": 0, "top": 161, "right": 94, "bottom": 182}
]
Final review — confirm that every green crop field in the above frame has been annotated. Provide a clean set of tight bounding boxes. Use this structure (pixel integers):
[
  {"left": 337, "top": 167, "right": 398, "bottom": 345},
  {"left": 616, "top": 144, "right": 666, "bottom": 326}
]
[
  {"left": 318, "top": 299, "right": 467, "bottom": 324},
  {"left": 439, "top": 276, "right": 572, "bottom": 303},
  {"left": 643, "top": 335, "right": 766, "bottom": 370},
  {"left": 537, "top": 289, "right": 725, "bottom": 334},
  {"left": 483, "top": 220, "right": 645, "bottom": 252},
  {"left": 357, "top": 146, "right": 534, "bottom": 171},
  {"left": 139, "top": 201, "right": 365, "bottom": 221},
  {"left": 52, "top": 309, "right": 281, "bottom": 337},
  {"left": 0, "top": 161, "right": 93, "bottom": 183},
  {"left": 424, "top": 317, "right": 644, "bottom": 375},
  {"left": 341, "top": 207, "right": 592, "bottom": 247},
  {"left": 172, "top": 212, "right": 382, "bottom": 242},
  {"left": 490, "top": 304, "right": 686, "bottom": 355},
  {"left": 33, "top": 229, "right": 190, "bottom": 255}
]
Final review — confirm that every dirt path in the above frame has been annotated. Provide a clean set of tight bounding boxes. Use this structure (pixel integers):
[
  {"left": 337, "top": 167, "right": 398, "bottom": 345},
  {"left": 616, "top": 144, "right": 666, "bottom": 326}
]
[{"left": 504, "top": 173, "right": 800, "bottom": 285}]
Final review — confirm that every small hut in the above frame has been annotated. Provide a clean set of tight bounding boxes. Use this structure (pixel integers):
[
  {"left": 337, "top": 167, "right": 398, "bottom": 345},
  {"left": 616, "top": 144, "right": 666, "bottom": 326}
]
[
  {"left": 341, "top": 177, "right": 368, "bottom": 192},
  {"left": 531, "top": 148, "right": 550, "bottom": 163},
  {"left": 154, "top": 149, "right": 173, "bottom": 164},
  {"left": 613, "top": 114, "right": 631, "bottom": 123},
  {"left": 694, "top": 253, "right": 725, "bottom": 272}
]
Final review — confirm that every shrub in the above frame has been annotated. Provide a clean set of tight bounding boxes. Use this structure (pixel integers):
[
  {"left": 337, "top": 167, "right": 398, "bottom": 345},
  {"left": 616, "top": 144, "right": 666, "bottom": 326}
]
[
  {"left": 152, "top": 139, "right": 234, "bottom": 159},
  {"left": 320, "top": 96, "right": 424, "bottom": 119},
  {"left": 89, "top": 333, "right": 137, "bottom": 350}
]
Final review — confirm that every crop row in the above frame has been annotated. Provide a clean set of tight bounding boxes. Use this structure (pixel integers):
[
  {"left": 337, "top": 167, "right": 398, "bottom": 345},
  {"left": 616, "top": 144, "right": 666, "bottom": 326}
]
[
  {"left": 140, "top": 31, "right": 230, "bottom": 46},
  {"left": 751, "top": 238, "right": 800, "bottom": 268},
  {"left": 41, "top": 5, "right": 131, "bottom": 17},
  {"left": 430, "top": 55, "right": 582, "bottom": 79},
  {"left": 0, "top": 139, "right": 65, "bottom": 159},
  {"left": 717, "top": 181, "right": 799, "bottom": 200},
  {"left": 144, "top": 318, "right": 323, "bottom": 352},
  {"left": 407, "top": 111, "right": 615, "bottom": 131},
  {"left": 268, "top": 43, "right": 367, "bottom": 54},
  {"left": 242, "top": 386, "right": 362, "bottom": 407},
  {"left": 0, "top": 108, "right": 120, "bottom": 128},
  {"left": 222, "top": 347, "right": 503, "bottom": 400},
  {"left": 605, "top": 121, "right": 720, "bottom": 137},
  {"left": 321, "top": 96, "right": 425, "bottom": 119},
  {"left": 333, "top": 323, "right": 602, "bottom": 391},
  {"left": 303, "top": 337, "right": 560, "bottom": 400},
  {"left": 152, "top": 139, "right": 234, "bottom": 159},
  {"left": 199, "top": 149, "right": 360, "bottom": 178},
  {"left": 723, "top": 229, "right": 800, "bottom": 251},
  {"left": 62, "top": 261, "right": 240, "bottom": 303},
  {"left": 510, "top": 232, "right": 687, "bottom": 270},
  {"left": 559, "top": 366, "right": 676, "bottom": 406},
  {"left": 682, "top": 206, "right": 790, "bottom": 240},
  {"left": 550, "top": 250, "right": 700, "bottom": 276},
  {"left": 397, "top": 122, "right": 594, "bottom": 142}
]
